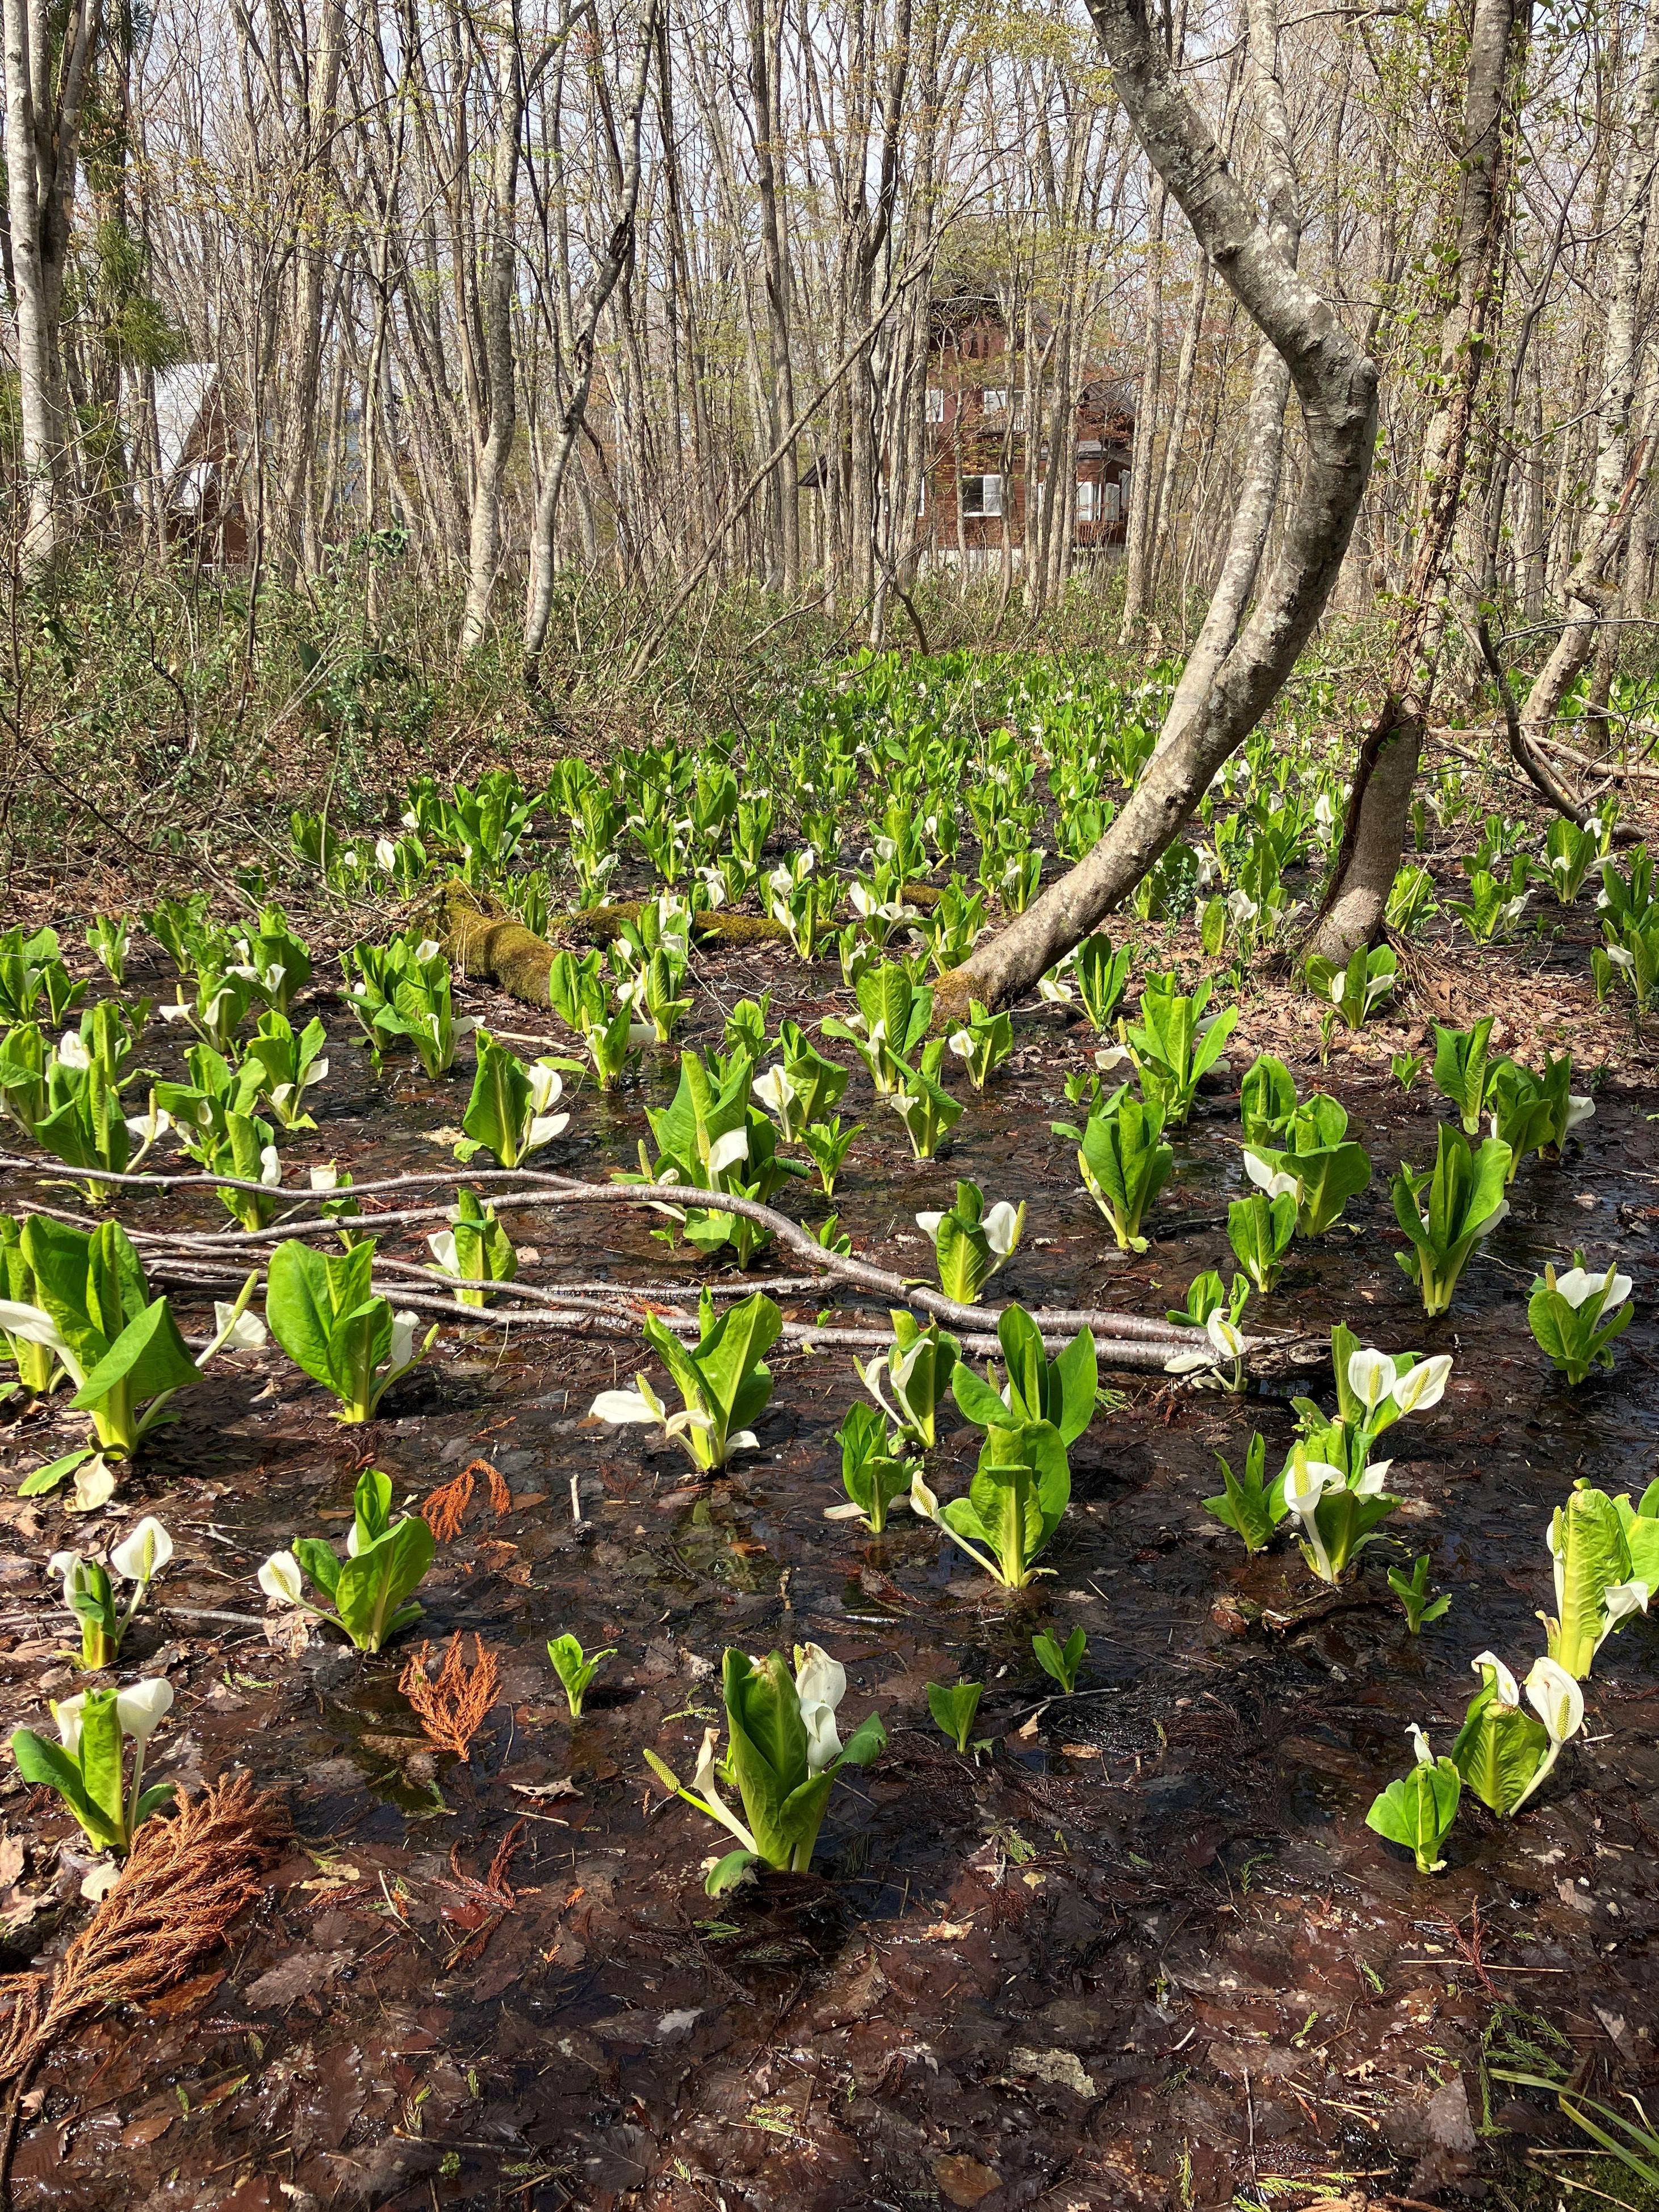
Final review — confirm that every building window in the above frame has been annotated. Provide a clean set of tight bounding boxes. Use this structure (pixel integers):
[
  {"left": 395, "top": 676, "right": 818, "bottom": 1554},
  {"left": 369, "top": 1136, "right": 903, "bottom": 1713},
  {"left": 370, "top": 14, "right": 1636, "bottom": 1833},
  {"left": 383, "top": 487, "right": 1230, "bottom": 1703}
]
[
  {"left": 1103, "top": 479, "right": 1122, "bottom": 522},
  {"left": 961, "top": 473, "right": 1003, "bottom": 518},
  {"left": 983, "top": 387, "right": 1008, "bottom": 416},
  {"left": 925, "top": 386, "right": 945, "bottom": 424},
  {"left": 1076, "top": 479, "right": 1099, "bottom": 523},
  {"left": 1010, "top": 390, "right": 1026, "bottom": 428}
]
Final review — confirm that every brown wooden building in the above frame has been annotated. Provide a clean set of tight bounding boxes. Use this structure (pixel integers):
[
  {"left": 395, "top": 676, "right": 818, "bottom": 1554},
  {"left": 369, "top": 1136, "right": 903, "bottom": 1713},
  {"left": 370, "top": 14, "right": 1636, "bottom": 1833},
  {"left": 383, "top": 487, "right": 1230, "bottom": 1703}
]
[{"left": 919, "top": 302, "right": 1133, "bottom": 568}]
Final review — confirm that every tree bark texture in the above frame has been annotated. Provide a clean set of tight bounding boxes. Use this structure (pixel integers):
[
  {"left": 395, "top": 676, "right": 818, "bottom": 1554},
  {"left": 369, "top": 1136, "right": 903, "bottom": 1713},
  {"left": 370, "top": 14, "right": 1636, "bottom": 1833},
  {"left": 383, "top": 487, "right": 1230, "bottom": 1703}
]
[
  {"left": 1310, "top": 0, "right": 1523, "bottom": 962},
  {"left": 937, "top": 0, "right": 1377, "bottom": 1016}
]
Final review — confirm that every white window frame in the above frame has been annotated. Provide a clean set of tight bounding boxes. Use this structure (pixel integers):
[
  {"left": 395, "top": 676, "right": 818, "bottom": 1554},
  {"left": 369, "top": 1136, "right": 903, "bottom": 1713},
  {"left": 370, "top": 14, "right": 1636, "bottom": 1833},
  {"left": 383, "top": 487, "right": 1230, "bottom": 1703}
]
[
  {"left": 1103, "top": 478, "right": 1122, "bottom": 522},
  {"left": 924, "top": 386, "right": 945, "bottom": 424},
  {"left": 982, "top": 387, "right": 1008, "bottom": 416},
  {"left": 961, "top": 473, "right": 1003, "bottom": 518},
  {"left": 1075, "top": 479, "right": 1100, "bottom": 523}
]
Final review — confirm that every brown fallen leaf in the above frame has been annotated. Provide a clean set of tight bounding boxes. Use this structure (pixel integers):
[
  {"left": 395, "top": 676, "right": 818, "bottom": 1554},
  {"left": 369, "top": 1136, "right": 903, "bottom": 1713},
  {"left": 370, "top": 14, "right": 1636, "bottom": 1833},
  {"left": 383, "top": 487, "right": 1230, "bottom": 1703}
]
[
  {"left": 932, "top": 2152, "right": 1002, "bottom": 2207},
  {"left": 921, "top": 1921, "right": 973, "bottom": 1940},
  {"left": 120, "top": 2113, "right": 175, "bottom": 2148},
  {"left": 146, "top": 1970, "right": 224, "bottom": 2020}
]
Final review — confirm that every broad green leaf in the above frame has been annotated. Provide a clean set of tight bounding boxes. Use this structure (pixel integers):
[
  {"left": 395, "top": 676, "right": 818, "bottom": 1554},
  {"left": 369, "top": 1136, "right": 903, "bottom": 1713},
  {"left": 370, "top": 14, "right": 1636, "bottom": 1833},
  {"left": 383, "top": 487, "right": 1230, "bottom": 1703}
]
[
  {"left": 266, "top": 1241, "right": 345, "bottom": 1388},
  {"left": 77, "top": 1689, "right": 129, "bottom": 1842},
  {"left": 70, "top": 1298, "right": 201, "bottom": 1414},
  {"left": 1452, "top": 1682, "right": 1548, "bottom": 1815},
  {"left": 293, "top": 1534, "right": 342, "bottom": 1598}
]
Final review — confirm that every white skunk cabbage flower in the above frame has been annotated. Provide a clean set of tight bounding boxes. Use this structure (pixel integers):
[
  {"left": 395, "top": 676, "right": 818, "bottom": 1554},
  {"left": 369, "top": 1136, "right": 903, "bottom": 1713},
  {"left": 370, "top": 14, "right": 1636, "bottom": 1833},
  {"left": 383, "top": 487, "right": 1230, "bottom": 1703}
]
[
  {"left": 1524, "top": 1656, "right": 1584, "bottom": 1748},
  {"left": 1205, "top": 1308, "right": 1245, "bottom": 1363},
  {"left": 794, "top": 1643, "right": 847, "bottom": 1772},
  {"left": 1552, "top": 1262, "right": 1632, "bottom": 1312},
  {"left": 111, "top": 1517, "right": 173, "bottom": 1585},
  {"left": 984, "top": 1201, "right": 1024, "bottom": 1260},
  {"left": 1391, "top": 1354, "right": 1452, "bottom": 1414},
  {"left": 1471, "top": 1649, "right": 1521, "bottom": 1707},
  {"left": 526, "top": 1063, "right": 570, "bottom": 1151},
  {"left": 705, "top": 1126, "right": 750, "bottom": 1177},
  {"left": 124, "top": 1103, "right": 173, "bottom": 1145},
  {"left": 387, "top": 1312, "right": 419, "bottom": 1373},
  {"left": 1283, "top": 1459, "right": 1343, "bottom": 1582},
  {"left": 690, "top": 1728, "right": 760, "bottom": 1853},
  {"left": 116, "top": 1677, "right": 174, "bottom": 1749},
  {"left": 752, "top": 1066, "right": 801, "bottom": 1136},
  {"left": 1243, "top": 1149, "right": 1299, "bottom": 1201},
  {"left": 258, "top": 1551, "right": 304, "bottom": 1605},
  {"left": 207, "top": 1300, "right": 267, "bottom": 1357}
]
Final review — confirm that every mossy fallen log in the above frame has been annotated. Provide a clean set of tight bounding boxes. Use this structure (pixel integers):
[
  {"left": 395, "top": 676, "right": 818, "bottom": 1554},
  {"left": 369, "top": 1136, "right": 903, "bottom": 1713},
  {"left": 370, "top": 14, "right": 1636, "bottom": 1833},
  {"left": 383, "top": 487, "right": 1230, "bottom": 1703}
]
[{"left": 433, "top": 882, "right": 789, "bottom": 1006}]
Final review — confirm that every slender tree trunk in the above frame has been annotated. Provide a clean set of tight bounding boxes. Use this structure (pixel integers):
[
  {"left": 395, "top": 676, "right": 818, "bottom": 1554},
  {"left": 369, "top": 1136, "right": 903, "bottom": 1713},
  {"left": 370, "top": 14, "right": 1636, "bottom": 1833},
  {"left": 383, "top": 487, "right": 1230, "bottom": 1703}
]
[
  {"left": 1156, "top": 0, "right": 1298, "bottom": 758},
  {"left": 1310, "top": 0, "right": 1523, "bottom": 962},
  {"left": 459, "top": 53, "right": 529, "bottom": 658},
  {"left": 936, "top": 0, "right": 1377, "bottom": 1016},
  {"left": 749, "top": 0, "right": 799, "bottom": 591},
  {"left": 3, "top": 0, "right": 58, "bottom": 576},
  {"left": 1117, "top": 171, "right": 1167, "bottom": 639},
  {"left": 1512, "top": 0, "right": 1659, "bottom": 777},
  {"left": 523, "top": 0, "right": 657, "bottom": 677}
]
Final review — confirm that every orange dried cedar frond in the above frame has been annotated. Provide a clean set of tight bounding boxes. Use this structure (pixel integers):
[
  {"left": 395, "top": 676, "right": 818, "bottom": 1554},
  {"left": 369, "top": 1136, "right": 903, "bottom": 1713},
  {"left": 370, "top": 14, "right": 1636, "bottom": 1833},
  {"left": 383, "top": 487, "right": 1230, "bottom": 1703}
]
[
  {"left": 421, "top": 1458, "right": 511, "bottom": 1542},
  {"left": 399, "top": 1633, "right": 501, "bottom": 1761},
  {"left": 0, "top": 1771, "right": 286, "bottom": 2089},
  {"left": 435, "top": 1819, "right": 526, "bottom": 1968}
]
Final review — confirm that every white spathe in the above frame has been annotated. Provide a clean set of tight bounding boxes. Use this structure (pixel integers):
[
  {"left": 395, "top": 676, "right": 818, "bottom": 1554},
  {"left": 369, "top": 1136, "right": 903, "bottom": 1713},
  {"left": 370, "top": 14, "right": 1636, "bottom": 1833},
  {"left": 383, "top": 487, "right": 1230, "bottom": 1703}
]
[
  {"left": 111, "top": 1517, "right": 173, "bottom": 1584},
  {"left": 1524, "top": 1656, "right": 1585, "bottom": 1747},
  {"left": 258, "top": 1550, "right": 304, "bottom": 1605},
  {"left": 1471, "top": 1649, "right": 1521, "bottom": 1707},
  {"left": 1553, "top": 1262, "right": 1632, "bottom": 1312},
  {"left": 117, "top": 1677, "right": 174, "bottom": 1747}
]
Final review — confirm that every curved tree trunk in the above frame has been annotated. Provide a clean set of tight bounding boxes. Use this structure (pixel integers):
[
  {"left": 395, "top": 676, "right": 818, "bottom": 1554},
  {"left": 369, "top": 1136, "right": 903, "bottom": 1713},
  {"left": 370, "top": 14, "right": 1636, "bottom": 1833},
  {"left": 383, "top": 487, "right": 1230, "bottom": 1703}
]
[
  {"left": 1309, "top": 0, "right": 1524, "bottom": 962},
  {"left": 1155, "top": 0, "right": 1300, "bottom": 759},
  {"left": 936, "top": 0, "right": 1378, "bottom": 1017},
  {"left": 1510, "top": 0, "right": 1659, "bottom": 772}
]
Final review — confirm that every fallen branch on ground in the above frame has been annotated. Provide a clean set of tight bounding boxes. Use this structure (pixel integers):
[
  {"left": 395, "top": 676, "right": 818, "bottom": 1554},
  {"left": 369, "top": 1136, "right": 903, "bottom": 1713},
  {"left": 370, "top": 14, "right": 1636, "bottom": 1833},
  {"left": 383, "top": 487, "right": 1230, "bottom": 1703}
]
[{"left": 1, "top": 1154, "right": 1250, "bottom": 1370}]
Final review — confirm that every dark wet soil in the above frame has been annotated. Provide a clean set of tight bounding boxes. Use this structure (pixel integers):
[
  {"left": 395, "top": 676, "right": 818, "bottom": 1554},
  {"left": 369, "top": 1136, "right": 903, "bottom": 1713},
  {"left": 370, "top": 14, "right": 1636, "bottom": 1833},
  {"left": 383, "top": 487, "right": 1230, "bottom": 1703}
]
[{"left": 3, "top": 900, "right": 1658, "bottom": 2212}]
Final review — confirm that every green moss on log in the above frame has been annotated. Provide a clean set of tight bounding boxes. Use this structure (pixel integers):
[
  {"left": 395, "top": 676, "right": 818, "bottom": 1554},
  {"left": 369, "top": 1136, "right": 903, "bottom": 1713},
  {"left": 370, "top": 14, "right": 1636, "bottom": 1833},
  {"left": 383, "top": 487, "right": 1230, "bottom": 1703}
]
[{"left": 433, "top": 882, "right": 790, "bottom": 1010}]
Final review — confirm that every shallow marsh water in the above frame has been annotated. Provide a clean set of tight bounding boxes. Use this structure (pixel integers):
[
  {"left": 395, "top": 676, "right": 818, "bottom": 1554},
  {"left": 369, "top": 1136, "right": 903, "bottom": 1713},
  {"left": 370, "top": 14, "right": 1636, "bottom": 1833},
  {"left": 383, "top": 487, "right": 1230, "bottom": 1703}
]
[{"left": 2, "top": 918, "right": 1657, "bottom": 2212}]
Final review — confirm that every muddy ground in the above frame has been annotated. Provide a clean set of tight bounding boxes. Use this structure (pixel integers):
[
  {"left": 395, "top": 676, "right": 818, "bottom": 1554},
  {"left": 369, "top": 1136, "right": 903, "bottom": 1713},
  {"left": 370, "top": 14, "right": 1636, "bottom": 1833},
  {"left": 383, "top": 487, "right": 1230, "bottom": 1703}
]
[{"left": 2, "top": 877, "right": 1657, "bottom": 2212}]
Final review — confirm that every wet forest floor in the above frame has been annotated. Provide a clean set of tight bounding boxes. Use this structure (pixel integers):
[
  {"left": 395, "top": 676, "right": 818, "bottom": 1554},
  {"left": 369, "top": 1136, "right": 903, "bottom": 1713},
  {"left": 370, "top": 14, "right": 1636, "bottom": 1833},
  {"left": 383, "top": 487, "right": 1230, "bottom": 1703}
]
[{"left": 2, "top": 878, "right": 1658, "bottom": 2212}]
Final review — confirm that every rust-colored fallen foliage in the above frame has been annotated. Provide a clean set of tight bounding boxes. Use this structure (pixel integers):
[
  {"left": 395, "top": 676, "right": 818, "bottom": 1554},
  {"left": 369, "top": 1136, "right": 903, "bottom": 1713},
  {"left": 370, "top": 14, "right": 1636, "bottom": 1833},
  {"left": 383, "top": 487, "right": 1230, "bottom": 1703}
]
[
  {"left": 421, "top": 1457, "right": 512, "bottom": 1542},
  {"left": 434, "top": 1820, "right": 526, "bottom": 1967},
  {"left": 0, "top": 1770, "right": 286, "bottom": 2092},
  {"left": 399, "top": 1633, "right": 501, "bottom": 1760}
]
